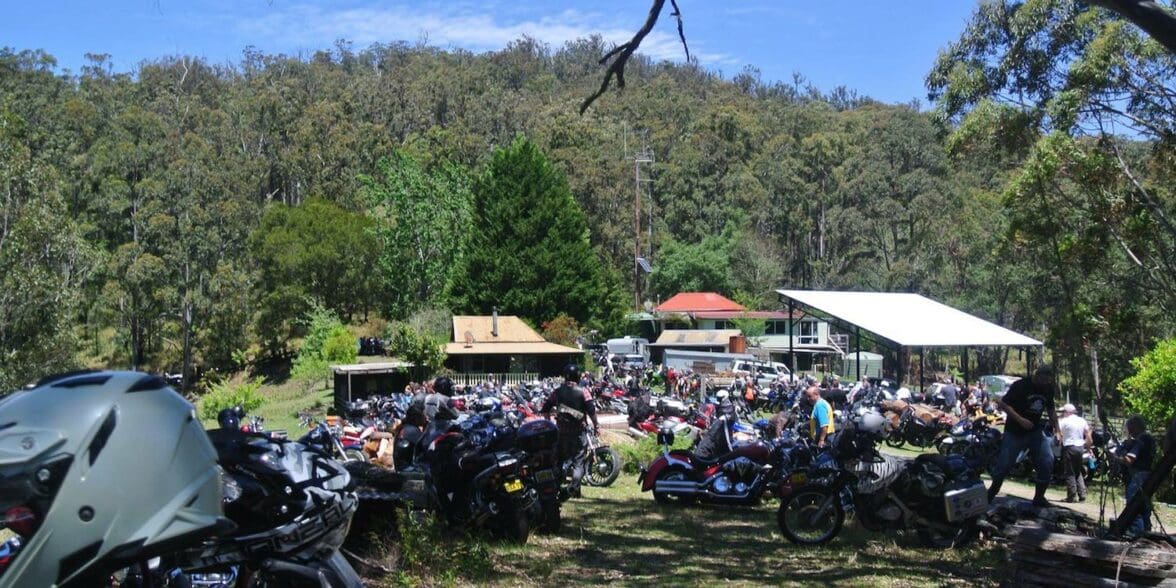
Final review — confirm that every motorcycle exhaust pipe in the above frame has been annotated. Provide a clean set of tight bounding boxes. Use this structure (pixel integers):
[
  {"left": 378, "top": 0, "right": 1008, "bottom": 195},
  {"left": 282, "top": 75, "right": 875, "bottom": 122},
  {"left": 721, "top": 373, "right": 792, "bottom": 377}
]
[{"left": 653, "top": 480, "right": 702, "bottom": 495}]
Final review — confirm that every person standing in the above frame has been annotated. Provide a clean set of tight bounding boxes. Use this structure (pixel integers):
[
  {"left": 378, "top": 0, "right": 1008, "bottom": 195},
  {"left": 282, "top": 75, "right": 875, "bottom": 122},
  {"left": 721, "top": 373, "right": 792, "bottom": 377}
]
[
  {"left": 941, "top": 377, "right": 960, "bottom": 417},
  {"left": 805, "top": 385, "right": 835, "bottom": 448},
  {"left": 1058, "top": 403, "right": 1092, "bottom": 502},
  {"left": 542, "top": 364, "right": 599, "bottom": 498},
  {"left": 1116, "top": 416, "right": 1155, "bottom": 536},
  {"left": 987, "top": 364, "right": 1061, "bottom": 507}
]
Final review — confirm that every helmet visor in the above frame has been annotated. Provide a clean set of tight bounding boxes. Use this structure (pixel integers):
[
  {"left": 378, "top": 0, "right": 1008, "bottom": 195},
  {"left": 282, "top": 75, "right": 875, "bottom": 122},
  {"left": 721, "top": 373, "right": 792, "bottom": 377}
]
[{"left": 0, "top": 455, "right": 72, "bottom": 537}]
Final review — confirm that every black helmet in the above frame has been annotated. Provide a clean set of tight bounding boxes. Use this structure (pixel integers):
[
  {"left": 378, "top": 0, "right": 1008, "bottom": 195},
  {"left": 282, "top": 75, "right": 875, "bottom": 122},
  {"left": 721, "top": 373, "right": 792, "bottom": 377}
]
[
  {"left": 218, "top": 407, "right": 242, "bottom": 430},
  {"left": 563, "top": 364, "right": 580, "bottom": 382},
  {"left": 434, "top": 376, "right": 454, "bottom": 397}
]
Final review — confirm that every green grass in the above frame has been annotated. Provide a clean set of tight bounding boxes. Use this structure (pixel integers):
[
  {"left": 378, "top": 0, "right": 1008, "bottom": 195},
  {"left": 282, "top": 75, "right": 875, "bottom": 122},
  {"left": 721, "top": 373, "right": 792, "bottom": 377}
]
[{"left": 462, "top": 482, "right": 1006, "bottom": 587}]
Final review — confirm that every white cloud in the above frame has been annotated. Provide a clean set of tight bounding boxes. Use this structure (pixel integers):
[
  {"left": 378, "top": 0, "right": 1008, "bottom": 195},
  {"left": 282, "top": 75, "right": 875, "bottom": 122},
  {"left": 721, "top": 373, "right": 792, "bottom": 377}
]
[{"left": 234, "top": 3, "right": 733, "bottom": 65}]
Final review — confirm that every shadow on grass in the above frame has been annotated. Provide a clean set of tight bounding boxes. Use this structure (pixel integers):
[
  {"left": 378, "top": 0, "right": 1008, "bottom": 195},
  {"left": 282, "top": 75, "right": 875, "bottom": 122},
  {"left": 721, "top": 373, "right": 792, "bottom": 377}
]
[{"left": 524, "top": 493, "right": 1004, "bottom": 587}]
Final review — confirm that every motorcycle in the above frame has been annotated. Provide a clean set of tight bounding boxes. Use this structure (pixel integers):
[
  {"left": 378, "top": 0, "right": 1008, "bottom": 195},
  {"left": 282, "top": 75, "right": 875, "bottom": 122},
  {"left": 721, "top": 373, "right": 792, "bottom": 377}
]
[
  {"left": 935, "top": 414, "right": 1003, "bottom": 474},
  {"left": 516, "top": 418, "right": 564, "bottom": 533},
  {"left": 777, "top": 421, "right": 987, "bottom": 548},
  {"left": 351, "top": 414, "right": 538, "bottom": 543},
  {"left": 163, "top": 418, "right": 363, "bottom": 587},
  {"left": 884, "top": 406, "right": 952, "bottom": 449},
  {"left": 638, "top": 423, "right": 793, "bottom": 506}
]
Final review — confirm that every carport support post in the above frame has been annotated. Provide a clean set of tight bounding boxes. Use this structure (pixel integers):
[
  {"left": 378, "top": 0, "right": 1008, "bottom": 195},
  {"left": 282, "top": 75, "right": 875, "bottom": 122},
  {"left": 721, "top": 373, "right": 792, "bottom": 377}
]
[
  {"left": 897, "top": 347, "right": 905, "bottom": 389},
  {"left": 962, "top": 348, "right": 970, "bottom": 388},
  {"left": 788, "top": 298, "right": 797, "bottom": 377},
  {"left": 855, "top": 327, "right": 862, "bottom": 382},
  {"left": 347, "top": 372, "right": 352, "bottom": 403},
  {"left": 919, "top": 346, "right": 925, "bottom": 393}
]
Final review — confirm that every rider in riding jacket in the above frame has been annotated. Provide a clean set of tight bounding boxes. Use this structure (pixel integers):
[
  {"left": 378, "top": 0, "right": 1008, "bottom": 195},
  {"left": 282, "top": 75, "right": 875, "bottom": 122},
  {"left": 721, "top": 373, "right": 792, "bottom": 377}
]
[
  {"left": 542, "top": 364, "right": 599, "bottom": 497},
  {"left": 696, "top": 390, "right": 737, "bottom": 459}
]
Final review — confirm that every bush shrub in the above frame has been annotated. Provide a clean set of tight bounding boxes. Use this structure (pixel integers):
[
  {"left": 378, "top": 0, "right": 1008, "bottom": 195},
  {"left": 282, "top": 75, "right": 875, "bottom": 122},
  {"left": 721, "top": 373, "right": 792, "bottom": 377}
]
[
  {"left": 198, "top": 376, "right": 264, "bottom": 421},
  {"left": 616, "top": 431, "right": 695, "bottom": 475}
]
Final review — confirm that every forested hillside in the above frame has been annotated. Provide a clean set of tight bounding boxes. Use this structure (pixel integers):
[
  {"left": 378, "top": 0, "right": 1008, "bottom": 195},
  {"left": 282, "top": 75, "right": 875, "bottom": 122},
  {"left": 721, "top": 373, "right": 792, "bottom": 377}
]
[{"left": 0, "top": 1, "right": 1172, "bottom": 402}]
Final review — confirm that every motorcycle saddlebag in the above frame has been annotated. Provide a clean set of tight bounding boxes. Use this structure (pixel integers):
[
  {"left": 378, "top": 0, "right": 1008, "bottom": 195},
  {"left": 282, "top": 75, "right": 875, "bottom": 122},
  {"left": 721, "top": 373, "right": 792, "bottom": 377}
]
[
  {"left": 943, "top": 482, "right": 988, "bottom": 522},
  {"left": 517, "top": 419, "right": 560, "bottom": 453}
]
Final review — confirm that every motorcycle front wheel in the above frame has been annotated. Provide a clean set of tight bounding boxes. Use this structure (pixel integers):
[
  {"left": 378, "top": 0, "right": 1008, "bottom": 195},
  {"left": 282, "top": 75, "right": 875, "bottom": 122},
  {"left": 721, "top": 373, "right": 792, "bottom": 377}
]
[
  {"left": 777, "top": 486, "right": 845, "bottom": 545},
  {"left": 884, "top": 435, "right": 906, "bottom": 449},
  {"left": 584, "top": 446, "right": 622, "bottom": 487}
]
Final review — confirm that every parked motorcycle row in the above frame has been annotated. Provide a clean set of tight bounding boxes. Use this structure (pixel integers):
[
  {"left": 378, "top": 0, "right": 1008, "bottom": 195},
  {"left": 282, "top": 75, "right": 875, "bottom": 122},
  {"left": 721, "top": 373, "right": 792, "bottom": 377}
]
[
  {"left": 0, "top": 372, "right": 626, "bottom": 587},
  {"left": 338, "top": 386, "right": 623, "bottom": 544},
  {"left": 632, "top": 392, "right": 991, "bottom": 549},
  {"left": 628, "top": 376, "right": 1124, "bottom": 550}
]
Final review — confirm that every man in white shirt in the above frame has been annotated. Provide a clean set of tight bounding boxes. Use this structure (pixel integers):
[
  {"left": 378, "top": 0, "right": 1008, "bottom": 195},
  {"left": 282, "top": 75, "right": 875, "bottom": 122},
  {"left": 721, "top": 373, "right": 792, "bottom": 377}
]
[{"left": 1058, "top": 403, "right": 1092, "bottom": 502}]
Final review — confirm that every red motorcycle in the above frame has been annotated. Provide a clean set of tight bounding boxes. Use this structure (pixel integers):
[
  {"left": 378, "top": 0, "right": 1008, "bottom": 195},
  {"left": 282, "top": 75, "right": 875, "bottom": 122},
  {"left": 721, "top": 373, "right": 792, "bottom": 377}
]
[{"left": 638, "top": 424, "right": 790, "bottom": 506}]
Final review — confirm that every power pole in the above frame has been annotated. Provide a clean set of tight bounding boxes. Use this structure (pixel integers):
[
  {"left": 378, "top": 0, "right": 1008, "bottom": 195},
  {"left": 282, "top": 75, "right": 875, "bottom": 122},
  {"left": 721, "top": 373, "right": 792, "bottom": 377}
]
[{"left": 626, "top": 125, "right": 654, "bottom": 311}]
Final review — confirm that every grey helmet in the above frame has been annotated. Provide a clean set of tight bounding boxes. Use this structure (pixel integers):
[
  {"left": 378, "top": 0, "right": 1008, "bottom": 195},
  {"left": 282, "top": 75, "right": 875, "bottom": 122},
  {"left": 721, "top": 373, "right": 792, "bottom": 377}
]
[{"left": 0, "top": 371, "right": 226, "bottom": 587}]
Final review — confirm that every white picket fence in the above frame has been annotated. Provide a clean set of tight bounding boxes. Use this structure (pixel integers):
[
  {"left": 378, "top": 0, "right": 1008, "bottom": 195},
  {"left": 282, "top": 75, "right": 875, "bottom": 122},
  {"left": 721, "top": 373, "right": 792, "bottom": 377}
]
[{"left": 453, "top": 372, "right": 539, "bottom": 387}]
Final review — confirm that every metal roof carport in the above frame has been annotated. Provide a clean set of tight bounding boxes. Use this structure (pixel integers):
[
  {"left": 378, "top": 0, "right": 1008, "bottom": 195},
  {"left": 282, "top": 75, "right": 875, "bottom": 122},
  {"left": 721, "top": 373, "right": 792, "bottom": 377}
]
[{"left": 776, "top": 290, "right": 1044, "bottom": 388}]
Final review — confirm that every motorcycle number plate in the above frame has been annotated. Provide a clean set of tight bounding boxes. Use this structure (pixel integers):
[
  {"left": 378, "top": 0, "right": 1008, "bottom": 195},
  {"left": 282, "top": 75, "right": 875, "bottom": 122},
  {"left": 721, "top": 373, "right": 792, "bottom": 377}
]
[
  {"left": 504, "top": 479, "right": 524, "bottom": 493},
  {"left": 536, "top": 469, "right": 556, "bottom": 483}
]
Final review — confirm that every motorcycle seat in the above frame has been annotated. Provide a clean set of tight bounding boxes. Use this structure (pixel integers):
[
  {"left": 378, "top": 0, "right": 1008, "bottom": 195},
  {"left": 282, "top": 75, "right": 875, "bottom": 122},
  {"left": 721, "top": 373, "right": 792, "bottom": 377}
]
[{"left": 672, "top": 449, "right": 745, "bottom": 467}]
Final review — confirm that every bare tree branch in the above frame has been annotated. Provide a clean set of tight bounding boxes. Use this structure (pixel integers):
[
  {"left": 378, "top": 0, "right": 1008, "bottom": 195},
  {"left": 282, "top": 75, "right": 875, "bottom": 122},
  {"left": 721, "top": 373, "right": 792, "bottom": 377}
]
[
  {"left": 580, "top": 0, "right": 690, "bottom": 115},
  {"left": 1086, "top": 0, "right": 1176, "bottom": 54}
]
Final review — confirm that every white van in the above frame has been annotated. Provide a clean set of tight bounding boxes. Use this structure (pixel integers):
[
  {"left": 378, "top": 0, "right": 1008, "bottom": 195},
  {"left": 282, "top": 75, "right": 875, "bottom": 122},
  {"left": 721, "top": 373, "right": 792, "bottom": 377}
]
[{"left": 731, "top": 360, "right": 794, "bottom": 386}]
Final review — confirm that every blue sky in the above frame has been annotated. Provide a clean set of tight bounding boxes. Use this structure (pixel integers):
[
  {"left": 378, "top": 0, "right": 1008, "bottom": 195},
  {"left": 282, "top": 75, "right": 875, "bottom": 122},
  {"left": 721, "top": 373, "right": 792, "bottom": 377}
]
[{"left": 2, "top": 1, "right": 981, "bottom": 104}]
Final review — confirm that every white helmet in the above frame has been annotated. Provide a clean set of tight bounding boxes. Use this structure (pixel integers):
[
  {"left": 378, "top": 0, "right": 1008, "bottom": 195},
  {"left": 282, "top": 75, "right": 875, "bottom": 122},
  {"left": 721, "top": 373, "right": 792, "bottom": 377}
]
[
  {"left": 716, "top": 389, "right": 729, "bottom": 400},
  {"left": 0, "top": 371, "right": 226, "bottom": 586}
]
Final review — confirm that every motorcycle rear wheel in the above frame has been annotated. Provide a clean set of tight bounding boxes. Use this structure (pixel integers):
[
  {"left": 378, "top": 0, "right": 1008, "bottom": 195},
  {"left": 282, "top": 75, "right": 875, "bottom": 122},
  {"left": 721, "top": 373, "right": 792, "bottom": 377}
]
[
  {"left": 538, "top": 499, "right": 562, "bottom": 534},
  {"left": 499, "top": 507, "right": 531, "bottom": 544},
  {"left": 344, "top": 448, "right": 367, "bottom": 463},
  {"left": 777, "top": 486, "right": 844, "bottom": 545},
  {"left": 884, "top": 436, "right": 907, "bottom": 449},
  {"left": 584, "top": 447, "right": 622, "bottom": 487}
]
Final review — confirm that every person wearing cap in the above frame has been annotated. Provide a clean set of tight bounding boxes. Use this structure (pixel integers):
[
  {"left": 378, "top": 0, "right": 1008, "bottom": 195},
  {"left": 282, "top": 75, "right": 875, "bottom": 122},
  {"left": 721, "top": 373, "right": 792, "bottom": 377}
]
[
  {"left": 1058, "top": 403, "right": 1092, "bottom": 502},
  {"left": 987, "top": 364, "right": 1061, "bottom": 507}
]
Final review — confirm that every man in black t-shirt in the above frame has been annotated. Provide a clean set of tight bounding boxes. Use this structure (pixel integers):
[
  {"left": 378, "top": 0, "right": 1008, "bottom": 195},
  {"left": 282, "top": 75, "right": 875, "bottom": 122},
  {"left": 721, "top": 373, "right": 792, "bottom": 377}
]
[
  {"left": 987, "top": 364, "right": 1061, "bottom": 507},
  {"left": 542, "top": 364, "right": 599, "bottom": 497},
  {"left": 1116, "top": 416, "right": 1155, "bottom": 535}
]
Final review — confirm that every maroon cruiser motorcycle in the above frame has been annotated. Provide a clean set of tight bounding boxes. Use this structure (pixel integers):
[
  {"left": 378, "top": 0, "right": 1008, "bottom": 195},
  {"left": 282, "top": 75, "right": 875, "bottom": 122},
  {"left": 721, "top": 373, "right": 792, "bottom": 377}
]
[{"left": 638, "top": 424, "right": 798, "bottom": 506}]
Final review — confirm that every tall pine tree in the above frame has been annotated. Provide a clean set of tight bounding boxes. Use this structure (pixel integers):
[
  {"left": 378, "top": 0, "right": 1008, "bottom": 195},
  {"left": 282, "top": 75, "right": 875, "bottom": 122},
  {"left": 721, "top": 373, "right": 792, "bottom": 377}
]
[{"left": 449, "top": 135, "right": 622, "bottom": 327}]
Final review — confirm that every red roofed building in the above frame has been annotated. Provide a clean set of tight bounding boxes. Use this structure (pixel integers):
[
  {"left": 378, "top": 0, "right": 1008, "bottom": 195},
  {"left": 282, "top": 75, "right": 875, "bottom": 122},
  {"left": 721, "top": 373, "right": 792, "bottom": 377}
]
[
  {"left": 654, "top": 292, "right": 745, "bottom": 314},
  {"left": 649, "top": 292, "right": 842, "bottom": 372}
]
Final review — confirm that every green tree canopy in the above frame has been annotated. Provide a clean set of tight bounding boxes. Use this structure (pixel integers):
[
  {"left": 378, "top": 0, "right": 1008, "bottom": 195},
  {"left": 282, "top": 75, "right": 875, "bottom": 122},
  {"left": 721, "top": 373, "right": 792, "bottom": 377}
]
[
  {"left": 251, "top": 197, "right": 382, "bottom": 349},
  {"left": 449, "top": 135, "right": 624, "bottom": 326},
  {"left": 360, "top": 151, "right": 473, "bottom": 319}
]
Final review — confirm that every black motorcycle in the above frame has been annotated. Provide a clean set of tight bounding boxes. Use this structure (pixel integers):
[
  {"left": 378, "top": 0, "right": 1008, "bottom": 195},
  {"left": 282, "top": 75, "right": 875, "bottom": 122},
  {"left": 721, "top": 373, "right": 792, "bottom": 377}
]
[
  {"left": 165, "top": 420, "right": 363, "bottom": 587},
  {"left": 516, "top": 418, "right": 564, "bottom": 533},
  {"left": 351, "top": 414, "right": 537, "bottom": 543},
  {"left": 777, "top": 423, "right": 988, "bottom": 548},
  {"left": 935, "top": 415, "right": 1003, "bottom": 474}
]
